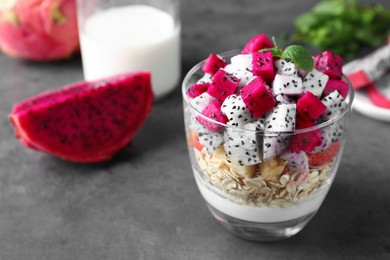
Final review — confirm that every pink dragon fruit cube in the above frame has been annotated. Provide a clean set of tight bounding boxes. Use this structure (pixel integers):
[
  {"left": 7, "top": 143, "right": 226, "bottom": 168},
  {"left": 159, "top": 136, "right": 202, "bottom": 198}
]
[
  {"left": 322, "top": 79, "right": 349, "bottom": 99},
  {"left": 241, "top": 34, "right": 273, "bottom": 54},
  {"left": 252, "top": 50, "right": 275, "bottom": 83},
  {"left": 187, "top": 83, "right": 210, "bottom": 99},
  {"left": 207, "top": 69, "right": 239, "bottom": 102},
  {"left": 202, "top": 53, "right": 227, "bottom": 76},
  {"left": 196, "top": 101, "right": 227, "bottom": 132},
  {"left": 240, "top": 76, "right": 276, "bottom": 118},
  {"left": 314, "top": 50, "right": 343, "bottom": 79},
  {"left": 297, "top": 92, "right": 327, "bottom": 121}
]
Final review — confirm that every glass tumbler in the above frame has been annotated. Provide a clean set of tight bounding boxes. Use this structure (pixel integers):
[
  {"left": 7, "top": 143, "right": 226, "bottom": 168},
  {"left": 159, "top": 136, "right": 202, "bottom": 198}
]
[
  {"left": 182, "top": 50, "right": 354, "bottom": 241},
  {"left": 77, "top": 0, "right": 181, "bottom": 100}
]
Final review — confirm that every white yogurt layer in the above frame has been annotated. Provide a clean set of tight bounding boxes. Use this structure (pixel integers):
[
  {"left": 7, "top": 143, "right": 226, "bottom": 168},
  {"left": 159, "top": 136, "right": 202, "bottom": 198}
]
[{"left": 193, "top": 168, "right": 330, "bottom": 223}]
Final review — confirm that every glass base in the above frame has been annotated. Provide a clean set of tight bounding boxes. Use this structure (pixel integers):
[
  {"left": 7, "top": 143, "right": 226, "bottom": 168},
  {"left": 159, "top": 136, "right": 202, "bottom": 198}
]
[{"left": 207, "top": 203, "right": 317, "bottom": 242}]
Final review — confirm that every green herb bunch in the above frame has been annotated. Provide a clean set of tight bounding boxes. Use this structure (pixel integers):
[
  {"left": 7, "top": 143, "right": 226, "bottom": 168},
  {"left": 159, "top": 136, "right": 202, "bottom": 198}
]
[{"left": 289, "top": 0, "right": 390, "bottom": 59}]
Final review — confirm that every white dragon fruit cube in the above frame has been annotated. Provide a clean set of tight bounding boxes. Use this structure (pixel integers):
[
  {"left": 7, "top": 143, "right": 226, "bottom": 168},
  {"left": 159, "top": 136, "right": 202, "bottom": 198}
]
[
  {"left": 263, "top": 103, "right": 296, "bottom": 161},
  {"left": 223, "top": 125, "right": 261, "bottom": 166},
  {"left": 312, "top": 122, "right": 344, "bottom": 153},
  {"left": 272, "top": 74, "right": 304, "bottom": 96},
  {"left": 246, "top": 117, "right": 266, "bottom": 131},
  {"left": 190, "top": 119, "right": 224, "bottom": 155},
  {"left": 265, "top": 103, "right": 296, "bottom": 131},
  {"left": 221, "top": 94, "right": 253, "bottom": 128},
  {"left": 224, "top": 64, "right": 254, "bottom": 89},
  {"left": 196, "top": 73, "right": 213, "bottom": 84},
  {"left": 230, "top": 54, "right": 253, "bottom": 71},
  {"left": 233, "top": 69, "right": 255, "bottom": 89},
  {"left": 263, "top": 134, "right": 289, "bottom": 162},
  {"left": 302, "top": 68, "right": 329, "bottom": 97},
  {"left": 190, "top": 92, "right": 217, "bottom": 112},
  {"left": 321, "top": 90, "right": 347, "bottom": 120},
  {"left": 280, "top": 150, "right": 310, "bottom": 186},
  {"left": 198, "top": 129, "right": 224, "bottom": 155},
  {"left": 280, "top": 150, "right": 309, "bottom": 174},
  {"left": 274, "top": 59, "right": 298, "bottom": 76},
  {"left": 275, "top": 94, "right": 295, "bottom": 105}
]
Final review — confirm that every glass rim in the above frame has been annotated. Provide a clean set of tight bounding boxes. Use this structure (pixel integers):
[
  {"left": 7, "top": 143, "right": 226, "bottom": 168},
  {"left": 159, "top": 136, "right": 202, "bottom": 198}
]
[{"left": 182, "top": 49, "right": 355, "bottom": 135}]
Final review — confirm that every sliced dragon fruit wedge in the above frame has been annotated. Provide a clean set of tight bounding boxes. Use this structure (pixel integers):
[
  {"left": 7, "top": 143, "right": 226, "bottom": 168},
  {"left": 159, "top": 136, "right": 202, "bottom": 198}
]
[
  {"left": 10, "top": 71, "right": 153, "bottom": 163},
  {"left": 207, "top": 69, "right": 240, "bottom": 102},
  {"left": 240, "top": 76, "right": 277, "bottom": 118},
  {"left": 202, "top": 53, "right": 227, "bottom": 76},
  {"left": 252, "top": 51, "right": 275, "bottom": 83},
  {"left": 221, "top": 94, "right": 253, "bottom": 127},
  {"left": 272, "top": 74, "right": 304, "bottom": 96},
  {"left": 302, "top": 69, "right": 329, "bottom": 97}
]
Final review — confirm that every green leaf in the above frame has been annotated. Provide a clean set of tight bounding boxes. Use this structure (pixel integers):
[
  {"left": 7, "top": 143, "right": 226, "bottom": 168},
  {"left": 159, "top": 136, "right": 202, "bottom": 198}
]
[
  {"left": 281, "top": 45, "right": 314, "bottom": 71},
  {"left": 261, "top": 36, "right": 283, "bottom": 57},
  {"left": 288, "top": 0, "right": 390, "bottom": 59}
]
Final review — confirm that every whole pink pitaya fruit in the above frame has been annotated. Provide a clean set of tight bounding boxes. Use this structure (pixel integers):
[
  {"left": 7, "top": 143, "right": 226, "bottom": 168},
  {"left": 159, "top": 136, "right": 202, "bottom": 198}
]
[{"left": 0, "top": 0, "right": 79, "bottom": 61}]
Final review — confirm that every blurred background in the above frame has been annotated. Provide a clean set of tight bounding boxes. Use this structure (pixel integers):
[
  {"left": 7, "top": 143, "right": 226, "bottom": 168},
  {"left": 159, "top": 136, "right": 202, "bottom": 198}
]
[{"left": 0, "top": 0, "right": 389, "bottom": 259}]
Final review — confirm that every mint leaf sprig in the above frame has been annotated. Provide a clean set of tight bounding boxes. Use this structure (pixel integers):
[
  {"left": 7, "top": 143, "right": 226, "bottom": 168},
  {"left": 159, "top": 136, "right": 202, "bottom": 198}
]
[
  {"left": 262, "top": 37, "right": 314, "bottom": 71},
  {"left": 281, "top": 45, "right": 314, "bottom": 71},
  {"left": 289, "top": 0, "right": 390, "bottom": 59}
]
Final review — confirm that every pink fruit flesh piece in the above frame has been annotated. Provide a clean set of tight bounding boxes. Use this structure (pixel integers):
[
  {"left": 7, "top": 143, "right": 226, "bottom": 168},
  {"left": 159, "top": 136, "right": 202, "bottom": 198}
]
[
  {"left": 0, "top": 0, "right": 79, "bottom": 60},
  {"left": 347, "top": 70, "right": 371, "bottom": 90},
  {"left": 323, "top": 79, "right": 349, "bottom": 99},
  {"left": 240, "top": 76, "right": 276, "bottom": 118},
  {"left": 196, "top": 101, "right": 227, "bottom": 132},
  {"left": 202, "top": 53, "right": 227, "bottom": 76},
  {"left": 314, "top": 50, "right": 343, "bottom": 79},
  {"left": 295, "top": 117, "right": 309, "bottom": 130},
  {"left": 9, "top": 71, "right": 153, "bottom": 163},
  {"left": 207, "top": 69, "right": 239, "bottom": 102},
  {"left": 241, "top": 34, "right": 273, "bottom": 54},
  {"left": 366, "top": 83, "right": 390, "bottom": 109},
  {"left": 187, "top": 83, "right": 209, "bottom": 99},
  {"left": 289, "top": 121, "right": 322, "bottom": 153},
  {"left": 252, "top": 51, "right": 275, "bottom": 84},
  {"left": 297, "top": 92, "right": 326, "bottom": 121}
]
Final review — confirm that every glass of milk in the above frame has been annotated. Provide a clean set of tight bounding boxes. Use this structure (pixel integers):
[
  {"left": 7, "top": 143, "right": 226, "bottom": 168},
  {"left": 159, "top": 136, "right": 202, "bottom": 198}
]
[{"left": 77, "top": 0, "right": 181, "bottom": 100}]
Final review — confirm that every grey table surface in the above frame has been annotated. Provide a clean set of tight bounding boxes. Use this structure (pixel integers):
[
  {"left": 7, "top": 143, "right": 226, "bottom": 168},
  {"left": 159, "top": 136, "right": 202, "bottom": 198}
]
[{"left": 1, "top": 0, "right": 390, "bottom": 259}]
